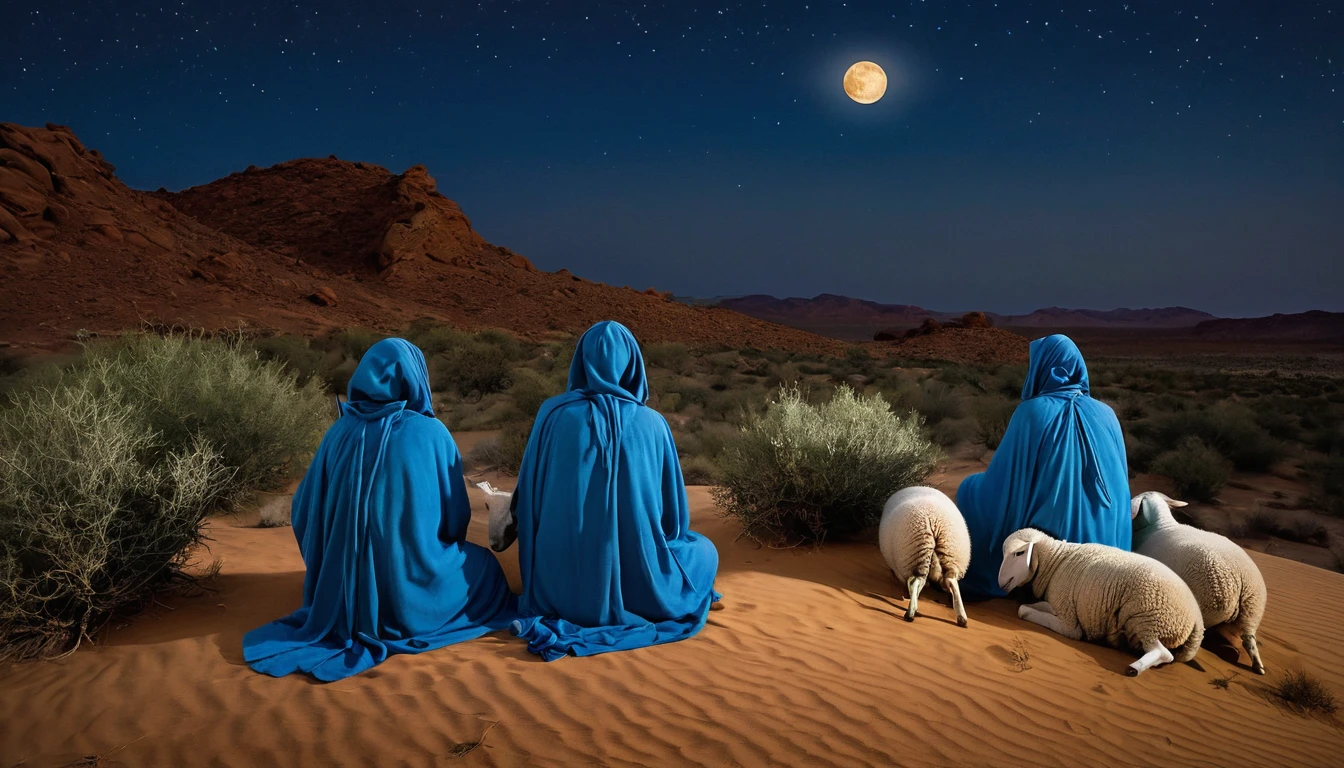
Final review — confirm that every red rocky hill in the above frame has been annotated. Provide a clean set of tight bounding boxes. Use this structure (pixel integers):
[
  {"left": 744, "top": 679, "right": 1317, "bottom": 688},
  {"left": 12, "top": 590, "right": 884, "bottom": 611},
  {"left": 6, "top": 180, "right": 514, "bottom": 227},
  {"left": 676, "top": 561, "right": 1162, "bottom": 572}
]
[{"left": 1, "top": 123, "right": 846, "bottom": 355}]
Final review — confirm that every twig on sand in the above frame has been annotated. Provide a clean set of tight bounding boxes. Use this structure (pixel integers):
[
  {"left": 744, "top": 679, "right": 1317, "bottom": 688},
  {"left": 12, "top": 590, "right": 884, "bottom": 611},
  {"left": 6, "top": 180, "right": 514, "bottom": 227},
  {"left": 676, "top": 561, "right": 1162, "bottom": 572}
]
[{"left": 447, "top": 720, "right": 500, "bottom": 759}]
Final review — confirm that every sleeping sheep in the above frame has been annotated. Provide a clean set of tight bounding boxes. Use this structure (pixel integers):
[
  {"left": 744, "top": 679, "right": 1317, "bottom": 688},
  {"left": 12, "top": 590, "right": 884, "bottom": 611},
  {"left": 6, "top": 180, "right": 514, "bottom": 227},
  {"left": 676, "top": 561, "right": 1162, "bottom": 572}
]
[
  {"left": 878, "top": 486, "right": 971, "bottom": 626},
  {"left": 998, "top": 527, "right": 1204, "bottom": 676},
  {"left": 474, "top": 481, "right": 517, "bottom": 552},
  {"left": 1131, "top": 491, "right": 1268, "bottom": 675}
]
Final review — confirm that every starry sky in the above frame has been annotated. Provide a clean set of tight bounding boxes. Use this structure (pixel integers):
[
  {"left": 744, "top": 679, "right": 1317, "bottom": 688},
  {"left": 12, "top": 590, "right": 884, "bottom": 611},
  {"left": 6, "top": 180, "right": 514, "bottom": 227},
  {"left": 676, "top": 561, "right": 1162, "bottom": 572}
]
[{"left": 4, "top": 1, "right": 1341, "bottom": 317}]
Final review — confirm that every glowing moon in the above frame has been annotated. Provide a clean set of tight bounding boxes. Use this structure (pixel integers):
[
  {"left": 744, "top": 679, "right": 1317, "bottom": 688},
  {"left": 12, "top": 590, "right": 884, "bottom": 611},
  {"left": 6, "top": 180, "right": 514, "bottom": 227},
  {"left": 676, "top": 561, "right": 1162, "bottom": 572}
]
[{"left": 843, "top": 61, "right": 887, "bottom": 104}]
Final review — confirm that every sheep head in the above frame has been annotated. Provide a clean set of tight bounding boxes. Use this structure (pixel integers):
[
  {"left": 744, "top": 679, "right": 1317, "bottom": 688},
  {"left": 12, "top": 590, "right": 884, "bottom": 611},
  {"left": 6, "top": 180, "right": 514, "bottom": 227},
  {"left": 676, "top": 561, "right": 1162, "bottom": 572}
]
[
  {"left": 1130, "top": 491, "right": 1188, "bottom": 529},
  {"left": 475, "top": 481, "right": 518, "bottom": 552},
  {"left": 998, "top": 527, "right": 1050, "bottom": 593}
]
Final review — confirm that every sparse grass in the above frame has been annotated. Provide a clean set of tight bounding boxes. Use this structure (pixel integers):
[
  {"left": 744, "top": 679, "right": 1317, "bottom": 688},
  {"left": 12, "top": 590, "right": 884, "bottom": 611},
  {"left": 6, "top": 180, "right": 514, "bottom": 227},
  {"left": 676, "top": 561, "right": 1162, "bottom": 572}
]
[
  {"left": 1272, "top": 670, "right": 1338, "bottom": 716},
  {"left": 468, "top": 423, "right": 531, "bottom": 475},
  {"left": 713, "top": 384, "right": 940, "bottom": 543},
  {"left": 1010, "top": 636, "right": 1032, "bottom": 672},
  {"left": 1210, "top": 671, "right": 1240, "bottom": 690}
]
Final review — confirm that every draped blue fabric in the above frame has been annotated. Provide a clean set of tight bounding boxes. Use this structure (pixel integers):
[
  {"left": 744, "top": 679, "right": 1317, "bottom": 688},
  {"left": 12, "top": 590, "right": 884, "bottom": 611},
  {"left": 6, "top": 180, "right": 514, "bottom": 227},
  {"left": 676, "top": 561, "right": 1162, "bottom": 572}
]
[
  {"left": 243, "top": 338, "right": 518, "bottom": 681},
  {"left": 509, "top": 321, "right": 720, "bottom": 661},
  {"left": 956, "top": 334, "right": 1131, "bottom": 600}
]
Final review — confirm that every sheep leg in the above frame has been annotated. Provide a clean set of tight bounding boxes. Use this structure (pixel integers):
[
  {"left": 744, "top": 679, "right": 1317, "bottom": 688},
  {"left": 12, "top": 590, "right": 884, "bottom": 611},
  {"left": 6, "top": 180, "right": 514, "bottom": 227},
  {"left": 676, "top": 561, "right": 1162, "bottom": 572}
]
[
  {"left": 1024, "top": 601, "right": 1056, "bottom": 615},
  {"left": 946, "top": 578, "right": 968, "bottom": 627},
  {"left": 1018, "top": 604, "right": 1082, "bottom": 640},
  {"left": 905, "top": 576, "right": 926, "bottom": 622},
  {"left": 1242, "top": 633, "right": 1266, "bottom": 675},
  {"left": 1126, "top": 640, "right": 1175, "bottom": 677}
]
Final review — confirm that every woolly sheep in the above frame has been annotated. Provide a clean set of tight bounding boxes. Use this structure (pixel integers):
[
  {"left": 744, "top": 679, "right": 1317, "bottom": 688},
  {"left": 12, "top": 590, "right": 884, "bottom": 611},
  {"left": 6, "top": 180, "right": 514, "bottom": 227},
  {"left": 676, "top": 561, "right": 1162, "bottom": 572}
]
[
  {"left": 1131, "top": 491, "right": 1268, "bottom": 675},
  {"left": 474, "top": 481, "right": 517, "bottom": 552},
  {"left": 998, "top": 527, "right": 1204, "bottom": 676},
  {"left": 878, "top": 486, "right": 971, "bottom": 627}
]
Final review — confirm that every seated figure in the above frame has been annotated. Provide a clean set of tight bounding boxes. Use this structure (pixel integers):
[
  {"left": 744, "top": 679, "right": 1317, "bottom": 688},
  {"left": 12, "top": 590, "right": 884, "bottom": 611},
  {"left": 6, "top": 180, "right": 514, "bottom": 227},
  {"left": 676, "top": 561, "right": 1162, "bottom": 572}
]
[
  {"left": 957, "top": 334, "right": 1132, "bottom": 600},
  {"left": 504, "top": 320, "right": 720, "bottom": 661},
  {"left": 243, "top": 338, "right": 518, "bottom": 681}
]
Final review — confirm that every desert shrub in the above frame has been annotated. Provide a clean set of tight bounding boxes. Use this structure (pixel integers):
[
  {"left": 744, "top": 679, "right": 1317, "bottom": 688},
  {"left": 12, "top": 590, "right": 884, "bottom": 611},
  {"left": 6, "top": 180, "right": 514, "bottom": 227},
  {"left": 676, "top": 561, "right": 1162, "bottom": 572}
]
[
  {"left": 704, "top": 388, "right": 763, "bottom": 425},
  {"left": 507, "top": 368, "right": 564, "bottom": 420},
  {"left": 890, "top": 379, "right": 962, "bottom": 426},
  {"left": 930, "top": 417, "right": 975, "bottom": 448},
  {"left": 666, "top": 381, "right": 711, "bottom": 410},
  {"left": 679, "top": 456, "right": 720, "bottom": 485},
  {"left": 1150, "top": 437, "right": 1231, "bottom": 503},
  {"left": 432, "top": 341, "right": 513, "bottom": 399},
  {"left": 1247, "top": 511, "right": 1330, "bottom": 547},
  {"left": 468, "top": 423, "right": 532, "bottom": 475},
  {"left": 80, "top": 333, "right": 330, "bottom": 497},
  {"left": 674, "top": 421, "right": 738, "bottom": 462},
  {"left": 713, "top": 385, "right": 941, "bottom": 543},
  {"left": 644, "top": 342, "right": 693, "bottom": 375},
  {"left": 332, "top": 327, "right": 380, "bottom": 360},
  {"left": 404, "top": 321, "right": 471, "bottom": 357},
  {"left": 0, "top": 371, "right": 233, "bottom": 661},
  {"left": 1151, "top": 403, "right": 1283, "bottom": 473},
  {"left": 975, "top": 397, "right": 1017, "bottom": 450},
  {"left": 1306, "top": 457, "right": 1344, "bottom": 516},
  {"left": 251, "top": 334, "right": 329, "bottom": 388},
  {"left": 1273, "top": 671, "right": 1338, "bottom": 716}
]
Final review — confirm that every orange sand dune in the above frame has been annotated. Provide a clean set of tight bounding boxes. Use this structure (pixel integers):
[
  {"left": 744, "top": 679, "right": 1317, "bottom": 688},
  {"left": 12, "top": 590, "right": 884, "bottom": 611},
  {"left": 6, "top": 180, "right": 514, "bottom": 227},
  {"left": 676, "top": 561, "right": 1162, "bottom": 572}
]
[{"left": 2, "top": 488, "right": 1342, "bottom": 768}]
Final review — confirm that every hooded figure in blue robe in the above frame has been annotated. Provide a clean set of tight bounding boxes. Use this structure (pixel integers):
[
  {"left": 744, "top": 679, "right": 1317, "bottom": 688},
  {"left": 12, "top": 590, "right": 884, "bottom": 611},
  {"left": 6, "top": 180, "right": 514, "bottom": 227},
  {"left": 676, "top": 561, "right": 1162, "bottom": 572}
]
[
  {"left": 506, "top": 321, "right": 720, "bottom": 661},
  {"left": 243, "top": 338, "right": 518, "bottom": 681},
  {"left": 957, "top": 334, "right": 1131, "bottom": 600}
]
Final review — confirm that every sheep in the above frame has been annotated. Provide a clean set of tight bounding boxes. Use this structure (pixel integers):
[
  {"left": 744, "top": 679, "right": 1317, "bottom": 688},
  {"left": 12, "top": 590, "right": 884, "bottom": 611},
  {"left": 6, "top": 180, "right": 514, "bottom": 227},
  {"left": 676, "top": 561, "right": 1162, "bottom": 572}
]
[
  {"left": 1131, "top": 491, "right": 1268, "bottom": 675},
  {"left": 998, "top": 527, "right": 1204, "bottom": 676},
  {"left": 878, "top": 486, "right": 971, "bottom": 627},
  {"left": 474, "top": 481, "right": 517, "bottom": 552}
]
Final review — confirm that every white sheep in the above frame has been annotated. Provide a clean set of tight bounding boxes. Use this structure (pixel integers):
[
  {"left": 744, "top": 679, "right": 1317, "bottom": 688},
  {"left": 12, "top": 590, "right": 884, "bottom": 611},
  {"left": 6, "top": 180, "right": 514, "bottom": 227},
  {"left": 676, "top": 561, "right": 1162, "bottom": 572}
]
[
  {"left": 878, "top": 486, "right": 971, "bottom": 627},
  {"left": 1131, "top": 491, "right": 1268, "bottom": 675},
  {"left": 998, "top": 527, "right": 1205, "bottom": 676},
  {"left": 474, "top": 481, "right": 517, "bottom": 552}
]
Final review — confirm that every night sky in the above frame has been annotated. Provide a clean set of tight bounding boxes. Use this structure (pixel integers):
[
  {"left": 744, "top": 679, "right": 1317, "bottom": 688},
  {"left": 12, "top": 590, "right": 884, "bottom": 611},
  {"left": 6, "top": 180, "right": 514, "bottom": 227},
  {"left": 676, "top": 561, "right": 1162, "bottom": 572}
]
[{"left": 4, "top": 1, "right": 1340, "bottom": 317}]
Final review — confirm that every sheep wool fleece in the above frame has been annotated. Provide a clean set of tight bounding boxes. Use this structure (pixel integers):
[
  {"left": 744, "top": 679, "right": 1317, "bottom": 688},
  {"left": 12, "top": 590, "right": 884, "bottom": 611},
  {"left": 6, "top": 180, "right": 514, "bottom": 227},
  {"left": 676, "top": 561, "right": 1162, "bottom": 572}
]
[
  {"left": 510, "top": 321, "right": 721, "bottom": 661},
  {"left": 958, "top": 334, "right": 1132, "bottom": 600},
  {"left": 243, "top": 339, "right": 519, "bottom": 681}
]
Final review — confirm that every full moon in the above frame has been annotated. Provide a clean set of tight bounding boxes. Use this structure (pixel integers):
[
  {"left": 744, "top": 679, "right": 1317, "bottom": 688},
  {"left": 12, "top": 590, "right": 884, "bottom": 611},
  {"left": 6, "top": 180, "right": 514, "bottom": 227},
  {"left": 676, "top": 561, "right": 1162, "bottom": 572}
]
[{"left": 843, "top": 61, "right": 887, "bottom": 104}]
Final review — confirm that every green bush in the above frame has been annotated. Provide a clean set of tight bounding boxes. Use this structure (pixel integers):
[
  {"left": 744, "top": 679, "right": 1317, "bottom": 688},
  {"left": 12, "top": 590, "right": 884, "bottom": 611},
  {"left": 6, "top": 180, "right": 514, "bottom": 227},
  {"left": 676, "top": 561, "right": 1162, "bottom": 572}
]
[
  {"left": 468, "top": 423, "right": 531, "bottom": 475},
  {"left": 1151, "top": 403, "right": 1283, "bottom": 473},
  {"left": 0, "top": 360, "right": 234, "bottom": 660},
  {"left": 1150, "top": 437, "right": 1231, "bottom": 503},
  {"left": 432, "top": 341, "right": 513, "bottom": 399},
  {"left": 904, "top": 379, "right": 962, "bottom": 426},
  {"left": 679, "top": 456, "right": 720, "bottom": 485},
  {"left": 644, "top": 342, "right": 693, "bottom": 375},
  {"left": 974, "top": 397, "right": 1017, "bottom": 450},
  {"left": 251, "top": 334, "right": 329, "bottom": 389},
  {"left": 80, "top": 334, "right": 330, "bottom": 497},
  {"left": 507, "top": 368, "right": 563, "bottom": 421},
  {"left": 713, "top": 385, "right": 941, "bottom": 543}
]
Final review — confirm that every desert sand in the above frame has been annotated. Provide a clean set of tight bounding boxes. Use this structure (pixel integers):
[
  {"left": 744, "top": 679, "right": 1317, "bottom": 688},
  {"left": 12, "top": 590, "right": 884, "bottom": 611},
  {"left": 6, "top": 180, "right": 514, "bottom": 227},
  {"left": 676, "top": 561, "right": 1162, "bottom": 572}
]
[{"left": 3, "top": 472, "right": 1343, "bottom": 767}]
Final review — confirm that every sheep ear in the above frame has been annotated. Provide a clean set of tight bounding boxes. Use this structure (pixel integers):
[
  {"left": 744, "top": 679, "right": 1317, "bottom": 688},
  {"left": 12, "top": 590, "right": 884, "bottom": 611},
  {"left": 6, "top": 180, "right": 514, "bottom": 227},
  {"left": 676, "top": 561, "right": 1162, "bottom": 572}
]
[
  {"left": 1025, "top": 540, "right": 1034, "bottom": 570},
  {"left": 1160, "top": 493, "right": 1188, "bottom": 508}
]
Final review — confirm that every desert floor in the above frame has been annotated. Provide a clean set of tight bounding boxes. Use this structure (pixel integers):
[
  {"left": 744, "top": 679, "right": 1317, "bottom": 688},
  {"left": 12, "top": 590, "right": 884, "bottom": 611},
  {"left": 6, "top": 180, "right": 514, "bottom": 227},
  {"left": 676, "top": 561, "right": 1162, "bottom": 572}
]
[{"left": 3, "top": 459, "right": 1343, "bottom": 767}]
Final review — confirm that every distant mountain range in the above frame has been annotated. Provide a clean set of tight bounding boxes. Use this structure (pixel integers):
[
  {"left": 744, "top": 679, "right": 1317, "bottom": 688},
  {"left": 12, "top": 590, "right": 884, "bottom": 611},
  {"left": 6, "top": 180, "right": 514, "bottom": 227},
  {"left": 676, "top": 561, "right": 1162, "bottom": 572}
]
[{"left": 680, "top": 294, "right": 1219, "bottom": 340}]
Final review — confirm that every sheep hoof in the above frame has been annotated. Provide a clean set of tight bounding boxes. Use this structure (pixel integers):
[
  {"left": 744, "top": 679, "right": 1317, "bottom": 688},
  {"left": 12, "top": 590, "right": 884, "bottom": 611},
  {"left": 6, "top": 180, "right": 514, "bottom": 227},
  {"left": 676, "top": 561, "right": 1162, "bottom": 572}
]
[
  {"left": 903, "top": 612, "right": 916, "bottom": 622},
  {"left": 1124, "top": 667, "right": 1139, "bottom": 677},
  {"left": 957, "top": 616, "right": 968, "bottom": 628},
  {"left": 1253, "top": 666, "right": 1266, "bottom": 676}
]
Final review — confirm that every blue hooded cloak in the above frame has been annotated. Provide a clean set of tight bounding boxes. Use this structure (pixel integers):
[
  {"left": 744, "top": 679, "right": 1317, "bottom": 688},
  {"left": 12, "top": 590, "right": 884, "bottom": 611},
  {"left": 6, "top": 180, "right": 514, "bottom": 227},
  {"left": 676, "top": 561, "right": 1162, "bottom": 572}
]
[
  {"left": 956, "top": 334, "right": 1131, "bottom": 600},
  {"left": 243, "top": 338, "right": 518, "bottom": 681},
  {"left": 509, "top": 321, "right": 720, "bottom": 661}
]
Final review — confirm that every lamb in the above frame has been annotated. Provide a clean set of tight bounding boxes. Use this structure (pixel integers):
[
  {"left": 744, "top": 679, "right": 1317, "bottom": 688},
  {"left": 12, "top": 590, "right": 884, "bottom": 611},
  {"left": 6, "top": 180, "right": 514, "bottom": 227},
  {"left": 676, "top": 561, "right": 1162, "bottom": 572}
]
[
  {"left": 1131, "top": 491, "right": 1268, "bottom": 675},
  {"left": 998, "top": 527, "right": 1204, "bottom": 676},
  {"left": 474, "top": 481, "right": 517, "bottom": 552},
  {"left": 878, "top": 486, "right": 971, "bottom": 626}
]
